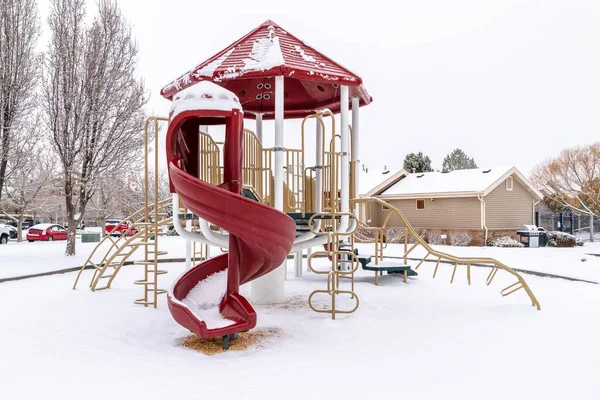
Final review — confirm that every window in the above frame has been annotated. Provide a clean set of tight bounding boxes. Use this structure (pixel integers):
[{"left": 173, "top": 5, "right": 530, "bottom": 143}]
[
  {"left": 506, "top": 176, "right": 514, "bottom": 191},
  {"left": 382, "top": 201, "right": 390, "bottom": 210},
  {"left": 416, "top": 199, "right": 425, "bottom": 210}
]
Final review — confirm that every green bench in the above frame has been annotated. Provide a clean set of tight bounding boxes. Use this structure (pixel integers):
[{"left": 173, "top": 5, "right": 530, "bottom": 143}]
[{"left": 339, "top": 247, "right": 417, "bottom": 285}]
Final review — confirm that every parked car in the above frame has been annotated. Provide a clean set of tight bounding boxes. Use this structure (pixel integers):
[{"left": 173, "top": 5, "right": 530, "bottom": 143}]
[
  {"left": 0, "top": 224, "right": 11, "bottom": 244},
  {"left": 26, "top": 223, "right": 68, "bottom": 242},
  {"left": 1, "top": 224, "right": 18, "bottom": 239},
  {"left": 105, "top": 219, "right": 139, "bottom": 236},
  {"left": 21, "top": 220, "right": 34, "bottom": 230}
]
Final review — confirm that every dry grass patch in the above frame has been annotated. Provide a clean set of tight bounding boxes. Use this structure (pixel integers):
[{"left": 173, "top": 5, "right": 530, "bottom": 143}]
[{"left": 180, "top": 328, "right": 282, "bottom": 355}]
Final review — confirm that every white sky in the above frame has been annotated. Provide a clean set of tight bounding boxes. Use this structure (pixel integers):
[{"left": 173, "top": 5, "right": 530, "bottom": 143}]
[{"left": 37, "top": 0, "right": 600, "bottom": 176}]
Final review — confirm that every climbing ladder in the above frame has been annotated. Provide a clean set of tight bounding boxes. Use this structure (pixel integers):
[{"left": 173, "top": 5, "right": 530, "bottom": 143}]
[
  {"left": 72, "top": 199, "right": 172, "bottom": 294},
  {"left": 73, "top": 117, "right": 176, "bottom": 308}
]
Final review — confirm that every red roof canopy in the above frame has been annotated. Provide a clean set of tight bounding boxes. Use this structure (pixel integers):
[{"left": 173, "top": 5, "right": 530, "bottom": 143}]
[{"left": 161, "top": 20, "right": 372, "bottom": 119}]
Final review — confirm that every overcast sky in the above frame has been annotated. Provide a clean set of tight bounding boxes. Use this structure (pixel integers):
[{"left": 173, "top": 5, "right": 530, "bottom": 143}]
[{"left": 38, "top": 0, "right": 600, "bottom": 176}]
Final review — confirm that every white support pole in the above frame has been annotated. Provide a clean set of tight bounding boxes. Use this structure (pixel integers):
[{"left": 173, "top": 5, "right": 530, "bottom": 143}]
[
  {"left": 256, "top": 114, "right": 263, "bottom": 143},
  {"left": 185, "top": 240, "right": 192, "bottom": 270},
  {"left": 340, "top": 85, "right": 350, "bottom": 230},
  {"left": 351, "top": 96, "right": 360, "bottom": 216},
  {"left": 294, "top": 249, "right": 302, "bottom": 277},
  {"left": 251, "top": 75, "right": 286, "bottom": 304}
]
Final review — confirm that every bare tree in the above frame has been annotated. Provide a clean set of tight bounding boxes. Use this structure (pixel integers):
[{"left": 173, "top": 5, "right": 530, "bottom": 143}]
[
  {"left": 531, "top": 143, "right": 600, "bottom": 216},
  {"left": 0, "top": 0, "right": 41, "bottom": 202},
  {"left": 4, "top": 144, "right": 51, "bottom": 241},
  {"left": 43, "top": 0, "right": 146, "bottom": 256},
  {"left": 125, "top": 169, "right": 171, "bottom": 213}
]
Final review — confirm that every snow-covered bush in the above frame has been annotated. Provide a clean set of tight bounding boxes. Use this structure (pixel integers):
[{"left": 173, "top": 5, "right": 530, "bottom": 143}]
[
  {"left": 546, "top": 231, "right": 577, "bottom": 247},
  {"left": 450, "top": 231, "right": 472, "bottom": 246},
  {"left": 385, "top": 227, "right": 405, "bottom": 243},
  {"left": 427, "top": 230, "right": 444, "bottom": 245},
  {"left": 576, "top": 238, "right": 584, "bottom": 246},
  {"left": 355, "top": 227, "right": 377, "bottom": 242},
  {"left": 487, "top": 236, "right": 524, "bottom": 248}
]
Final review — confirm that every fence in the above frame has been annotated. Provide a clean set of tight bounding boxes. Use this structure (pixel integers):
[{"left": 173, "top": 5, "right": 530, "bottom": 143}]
[{"left": 538, "top": 212, "right": 600, "bottom": 242}]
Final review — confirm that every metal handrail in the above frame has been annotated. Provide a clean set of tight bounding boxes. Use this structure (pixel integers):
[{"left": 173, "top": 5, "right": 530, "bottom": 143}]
[{"left": 351, "top": 197, "right": 541, "bottom": 310}]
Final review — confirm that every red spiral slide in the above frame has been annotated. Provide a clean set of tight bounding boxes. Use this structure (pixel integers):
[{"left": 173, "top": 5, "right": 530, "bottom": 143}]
[{"left": 166, "top": 107, "right": 296, "bottom": 340}]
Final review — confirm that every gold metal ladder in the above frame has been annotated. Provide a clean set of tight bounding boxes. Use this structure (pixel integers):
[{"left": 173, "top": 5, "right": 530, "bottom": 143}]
[{"left": 307, "top": 212, "right": 360, "bottom": 320}]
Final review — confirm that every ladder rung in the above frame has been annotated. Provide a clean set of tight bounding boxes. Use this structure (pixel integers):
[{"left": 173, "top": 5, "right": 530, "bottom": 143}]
[
  {"left": 149, "top": 251, "right": 168, "bottom": 255},
  {"left": 99, "top": 274, "right": 114, "bottom": 279},
  {"left": 133, "top": 261, "right": 157, "bottom": 265}
]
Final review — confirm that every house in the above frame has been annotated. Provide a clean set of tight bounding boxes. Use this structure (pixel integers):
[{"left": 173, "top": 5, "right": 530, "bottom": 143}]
[{"left": 359, "top": 166, "right": 544, "bottom": 246}]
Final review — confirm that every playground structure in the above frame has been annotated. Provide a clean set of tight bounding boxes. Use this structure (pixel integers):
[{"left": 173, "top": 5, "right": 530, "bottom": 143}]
[{"left": 74, "top": 19, "right": 540, "bottom": 348}]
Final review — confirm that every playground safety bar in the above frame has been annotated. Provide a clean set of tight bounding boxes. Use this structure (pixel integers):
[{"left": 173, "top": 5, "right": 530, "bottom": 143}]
[{"left": 351, "top": 197, "right": 541, "bottom": 310}]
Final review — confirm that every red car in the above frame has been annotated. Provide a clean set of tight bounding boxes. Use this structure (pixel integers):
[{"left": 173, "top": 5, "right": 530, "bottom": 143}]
[
  {"left": 105, "top": 219, "right": 139, "bottom": 236},
  {"left": 27, "top": 224, "right": 68, "bottom": 242}
]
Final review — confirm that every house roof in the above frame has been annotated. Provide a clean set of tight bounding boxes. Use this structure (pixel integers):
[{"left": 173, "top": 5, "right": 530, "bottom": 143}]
[
  {"left": 359, "top": 168, "right": 407, "bottom": 196},
  {"left": 362, "top": 166, "right": 544, "bottom": 200},
  {"left": 160, "top": 20, "right": 372, "bottom": 119}
]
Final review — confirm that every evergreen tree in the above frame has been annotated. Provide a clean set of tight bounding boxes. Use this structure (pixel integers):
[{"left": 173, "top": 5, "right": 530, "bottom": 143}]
[
  {"left": 403, "top": 152, "right": 433, "bottom": 173},
  {"left": 442, "top": 148, "right": 477, "bottom": 172}
]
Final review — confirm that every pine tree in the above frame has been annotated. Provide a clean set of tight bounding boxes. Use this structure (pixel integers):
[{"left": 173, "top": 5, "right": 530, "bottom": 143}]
[
  {"left": 442, "top": 149, "right": 478, "bottom": 172},
  {"left": 403, "top": 152, "right": 433, "bottom": 173}
]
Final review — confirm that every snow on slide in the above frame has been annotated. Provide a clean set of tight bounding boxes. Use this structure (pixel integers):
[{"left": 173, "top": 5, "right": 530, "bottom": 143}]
[{"left": 178, "top": 270, "right": 235, "bottom": 329}]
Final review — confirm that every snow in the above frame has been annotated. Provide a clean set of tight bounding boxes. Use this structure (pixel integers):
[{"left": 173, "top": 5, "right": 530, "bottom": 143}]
[
  {"left": 359, "top": 167, "right": 397, "bottom": 195},
  {"left": 169, "top": 81, "right": 241, "bottom": 119},
  {"left": 1, "top": 257, "right": 600, "bottom": 399},
  {"left": 488, "top": 236, "right": 524, "bottom": 247},
  {"left": 294, "top": 45, "right": 316, "bottom": 63},
  {"left": 0, "top": 235, "right": 224, "bottom": 280},
  {"left": 175, "top": 269, "right": 235, "bottom": 329},
  {"left": 28, "top": 223, "right": 56, "bottom": 230},
  {"left": 193, "top": 48, "right": 234, "bottom": 78},
  {"left": 383, "top": 166, "right": 513, "bottom": 196},
  {"left": 242, "top": 35, "right": 285, "bottom": 73}
]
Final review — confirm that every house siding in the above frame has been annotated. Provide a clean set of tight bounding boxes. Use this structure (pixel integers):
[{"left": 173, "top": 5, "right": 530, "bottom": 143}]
[
  {"left": 369, "top": 197, "right": 481, "bottom": 229},
  {"left": 485, "top": 177, "right": 534, "bottom": 229}
]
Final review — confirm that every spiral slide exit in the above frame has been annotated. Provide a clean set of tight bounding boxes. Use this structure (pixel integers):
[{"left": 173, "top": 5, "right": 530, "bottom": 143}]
[{"left": 165, "top": 95, "right": 296, "bottom": 340}]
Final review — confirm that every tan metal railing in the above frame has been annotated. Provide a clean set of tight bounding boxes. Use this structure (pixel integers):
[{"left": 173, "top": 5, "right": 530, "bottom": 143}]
[
  {"left": 285, "top": 148, "right": 304, "bottom": 211},
  {"left": 199, "top": 130, "right": 222, "bottom": 185},
  {"left": 351, "top": 197, "right": 541, "bottom": 310}
]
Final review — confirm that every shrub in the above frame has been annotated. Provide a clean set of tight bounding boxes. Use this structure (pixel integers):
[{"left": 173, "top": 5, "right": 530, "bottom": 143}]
[
  {"left": 487, "top": 236, "right": 524, "bottom": 248},
  {"left": 355, "top": 227, "right": 377, "bottom": 243},
  {"left": 450, "top": 231, "right": 472, "bottom": 246},
  {"left": 546, "top": 231, "right": 577, "bottom": 247},
  {"left": 576, "top": 238, "right": 584, "bottom": 247},
  {"left": 385, "top": 227, "right": 405, "bottom": 243},
  {"left": 427, "top": 230, "right": 444, "bottom": 245}
]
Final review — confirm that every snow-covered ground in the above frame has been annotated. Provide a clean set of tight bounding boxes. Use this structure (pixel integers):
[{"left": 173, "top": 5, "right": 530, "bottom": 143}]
[
  {"left": 4, "top": 235, "right": 600, "bottom": 282},
  {"left": 1, "top": 256, "right": 599, "bottom": 400},
  {"left": 0, "top": 236, "right": 202, "bottom": 280}
]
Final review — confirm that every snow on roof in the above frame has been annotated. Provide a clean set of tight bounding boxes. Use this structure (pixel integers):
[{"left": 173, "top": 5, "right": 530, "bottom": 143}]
[
  {"left": 169, "top": 81, "right": 241, "bottom": 120},
  {"left": 359, "top": 168, "right": 397, "bottom": 195},
  {"left": 382, "top": 167, "right": 513, "bottom": 196},
  {"left": 161, "top": 20, "right": 369, "bottom": 100}
]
